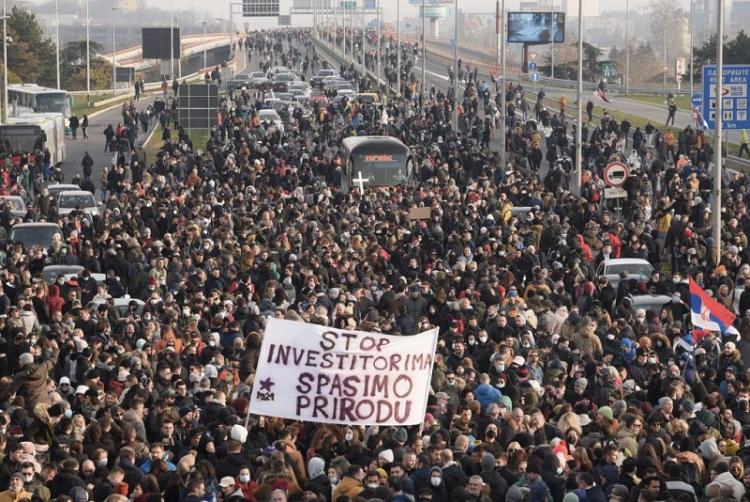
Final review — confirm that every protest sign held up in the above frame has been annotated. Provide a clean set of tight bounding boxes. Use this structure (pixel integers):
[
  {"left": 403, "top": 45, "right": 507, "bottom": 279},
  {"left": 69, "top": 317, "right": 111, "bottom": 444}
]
[{"left": 249, "top": 317, "right": 439, "bottom": 426}]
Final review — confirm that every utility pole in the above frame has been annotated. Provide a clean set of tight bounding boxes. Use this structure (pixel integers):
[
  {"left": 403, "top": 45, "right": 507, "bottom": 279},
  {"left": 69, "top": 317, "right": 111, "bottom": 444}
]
[
  {"left": 689, "top": 0, "right": 694, "bottom": 95},
  {"left": 396, "top": 0, "right": 401, "bottom": 95},
  {"left": 550, "top": 7, "right": 555, "bottom": 79},
  {"left": 625, "top": 0, "right": 629, "bottom": 94},
  {"left": 452, "top": 0, "right": 458, "bottom": 129},
  {"left": 421, "top": 0, "right": 425, "bottom": 98},
  {"left": 712, "top": 0, "right": 723, "bottom": 264},
  {"left": 55, "top": 0, "right": 60, "bottom": 89},
  {"left": 574, "top": 0, "right": 583, "bottom": 197},
  {"left": 85, "top": 0, "right": 90, "bottom": 105},
  {"left": 171, "top": 0, "right": 175, "bottom": 80},
  {"left": 499, "top": 0, "right": 506, "bottom": 170},
  {"left": 2, "top": 0, "right": 7, "bottom": 123},
  {"left": 112, "top": 6, "right": 118, "bottom": 96}
]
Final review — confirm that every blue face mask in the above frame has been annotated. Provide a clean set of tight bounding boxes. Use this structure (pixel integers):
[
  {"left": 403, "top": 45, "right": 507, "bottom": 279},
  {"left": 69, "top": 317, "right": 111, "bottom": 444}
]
[{"left": 64, "top": 408, "right": 73, "bottom": 419}]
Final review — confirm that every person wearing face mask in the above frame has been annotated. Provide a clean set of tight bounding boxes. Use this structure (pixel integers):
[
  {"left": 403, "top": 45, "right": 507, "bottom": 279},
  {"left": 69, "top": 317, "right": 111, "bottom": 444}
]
[
  {"left": 19, "top": 462, "right": 50, "bottom": 502},
  {"left": 305, "top": 457, "right": 330, "bottom": 501},
  {"left": 479, "top": 453, "right": 508, "bottom": 502},
  {"left": 233, "top": 467, "right": 257, "bottom": 502},
  {"left": 359, "top": 470, "right": 383, "bottom": 499},
  {"left": 425, "top": 466, "right": 449, "bottom": 502},
  {"left": 0, "top": 473, "right": 32, "bottom": 502}
]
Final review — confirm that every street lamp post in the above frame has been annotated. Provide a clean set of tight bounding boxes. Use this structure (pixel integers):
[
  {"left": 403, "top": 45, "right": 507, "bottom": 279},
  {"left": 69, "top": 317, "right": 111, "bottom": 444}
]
[
  {"left": 499, "top": 0, "right": 506, "bottom": 170},
  {"left": 421, "top": 0, "right": 425, "bottom": 98},
  {"left": 112, "top": 6, "right": 118, "bottom": 96},
  {"left": 171, "top": 0, "right": 175, "bottom": 80},
  {"left": 396, "top": 0, "right": 400, "bottom": 95},
  {"left": 625, "top": 0, "right": 629, "bottom": 94},
  {"left": 452, "top": 0, "right": 458, "bottom": 129},
  {"left": 203, "top": 20, "right": 207, "bottom": 69},
  {"left": 85, "top": 0, "right": 90, "bottom": 105},
  {"left": 55, "top": 0, "right": 60, "bottom": 89},
  {"left": 574, "top": 0, "right": 583, "bottom": 197},
  {"left": 689, "top": 0, "right": 694, "bottom": 94},
  {"left": 376, "top": 0, "right": 381, "bottom": 85},
  {"left": 712, "top": 0, "right": 724, "bottom": 263},
  {"left": 2, "top": 0, "right": 7, "bottom": 123}
]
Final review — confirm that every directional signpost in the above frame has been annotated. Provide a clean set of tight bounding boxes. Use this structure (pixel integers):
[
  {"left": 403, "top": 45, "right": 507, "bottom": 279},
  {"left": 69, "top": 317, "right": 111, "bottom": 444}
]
[
  {"left": 691, "top": 91, "right": 702, "bottom": 108},
  {"left": 528, "top": 62, "right": 537, "bottom": 72},
  {"left": 702, "top": 64, "right": 750, "bottom": 130}
]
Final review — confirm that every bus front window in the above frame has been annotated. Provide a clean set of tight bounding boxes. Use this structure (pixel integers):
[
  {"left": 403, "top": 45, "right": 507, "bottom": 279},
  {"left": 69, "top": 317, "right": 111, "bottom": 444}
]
[{"left": 35, "top": 93, "right": 67, "bottom": 114}]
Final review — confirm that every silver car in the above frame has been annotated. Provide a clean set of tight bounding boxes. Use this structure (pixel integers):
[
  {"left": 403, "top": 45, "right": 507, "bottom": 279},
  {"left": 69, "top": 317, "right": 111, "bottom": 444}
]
[{"left": 57, "top": 190, "right": 100, "bottom": 217}]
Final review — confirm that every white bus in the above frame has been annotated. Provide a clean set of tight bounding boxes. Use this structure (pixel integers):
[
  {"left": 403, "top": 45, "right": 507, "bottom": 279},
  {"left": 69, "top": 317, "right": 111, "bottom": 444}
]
[
  {"left": 0, "top": 114, "right": 66, "bottom": 164},
  {"left": 8, "top": 84, "right": 73, "bottom": 119}
]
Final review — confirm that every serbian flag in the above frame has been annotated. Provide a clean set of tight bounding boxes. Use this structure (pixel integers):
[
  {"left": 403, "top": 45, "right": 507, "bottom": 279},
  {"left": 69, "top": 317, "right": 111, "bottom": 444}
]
[
  {"left": 593, "top": 88, "right": 611, "bottom": 103},
  {"left": 689, "top": 278, "right": 739, "bottom": 336}
]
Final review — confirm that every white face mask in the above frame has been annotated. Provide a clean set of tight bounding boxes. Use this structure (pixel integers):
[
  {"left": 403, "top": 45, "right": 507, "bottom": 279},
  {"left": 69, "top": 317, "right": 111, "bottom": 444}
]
[
  {"left": 98, "top": 458, "right": 108, "bottom": 467},
  {"left": 479, "top": 336, "right": 488, "bottom": 343},
  {"left": 239, "top": 474, "right": 250, "bottom": 483},
  {"left": 328, "top": 476, "right": 338, "bottom": 484},
  {"left": 23, "top": 474, "right": 33, "bottom": 483},
  {"left": 367, "top": 483, "right": 379, "bottom": 489},
  {"left": 345, "top": 432, "right": 353, "bottom": 442},
  {"left": 431, "top": 477, "right": 442, "bottom": 487}
]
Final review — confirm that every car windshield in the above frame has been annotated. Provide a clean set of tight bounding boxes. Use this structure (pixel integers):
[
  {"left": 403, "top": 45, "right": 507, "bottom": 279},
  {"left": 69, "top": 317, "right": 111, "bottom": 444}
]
[
  {"left": 607, "top": 263, "right": 652, "bottom": 277},
  {"left": 59, "top": 194, "right": 95, "bottom": 208},
  {"left": 1, "top": 198, "right": 24, "bottom": 211},
  {"left": 10, "top": 226, "right": 61, "bottom": 246}
]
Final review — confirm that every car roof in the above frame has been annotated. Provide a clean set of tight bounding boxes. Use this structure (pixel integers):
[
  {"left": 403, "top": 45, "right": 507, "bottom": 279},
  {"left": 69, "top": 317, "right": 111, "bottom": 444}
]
[
  {"left": 602, "top": 258, "right": 652, "bottom": 265},
  {"left": 12, "top": 222, "right": 60, "bottom": 228},
  {"left": 58, "top": 190, "right": 94, "bottom": 196}
]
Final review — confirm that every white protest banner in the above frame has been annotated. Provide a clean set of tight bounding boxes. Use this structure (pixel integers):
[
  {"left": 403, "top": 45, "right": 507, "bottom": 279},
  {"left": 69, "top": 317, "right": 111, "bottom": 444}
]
[{"left": 248, "top": 317, "right": 439, "bottom": 426}]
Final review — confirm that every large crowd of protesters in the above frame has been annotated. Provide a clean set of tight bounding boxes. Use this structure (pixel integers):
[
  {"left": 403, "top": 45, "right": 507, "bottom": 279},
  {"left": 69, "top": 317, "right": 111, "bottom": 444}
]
[{"left": 0, "top": 27, "right": 748, "bottom": 502}]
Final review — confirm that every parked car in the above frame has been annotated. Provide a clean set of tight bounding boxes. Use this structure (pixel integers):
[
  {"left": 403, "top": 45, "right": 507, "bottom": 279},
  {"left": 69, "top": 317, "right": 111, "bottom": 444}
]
[
  {"left": 42, "top": 265, "right": 105, "bottom": 285},
  {"left": 227, "top": 73, "right": 252, "bottom": 93},
  {"left": 311, "top": 68, "right": 340, "bottom": 88},
  {"left": 45, "top": 183, "right": 80, "bottom": 200},
  {"left": 8, "top": 222, "right": 63, "bottom": 249},
  {"left": 57, "top": 190, "right": 100, "bottom": 217},
  {"left": 0, "top": 195, "right": 27, "bottom": 218},
  {"left": 257, "top": 109, "right": 284, "bottom": 134},
  {"left": 88, "top": 297, "right": 145, "bottom": 315},
  {"left": 597, "top": 258, "right": 654, "bottom": 288}
]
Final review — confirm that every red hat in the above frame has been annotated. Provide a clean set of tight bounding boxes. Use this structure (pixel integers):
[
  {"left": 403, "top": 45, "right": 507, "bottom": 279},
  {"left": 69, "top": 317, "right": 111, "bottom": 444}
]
[{"left": 271, "top": 480, "right": 289, "bottom": 492}]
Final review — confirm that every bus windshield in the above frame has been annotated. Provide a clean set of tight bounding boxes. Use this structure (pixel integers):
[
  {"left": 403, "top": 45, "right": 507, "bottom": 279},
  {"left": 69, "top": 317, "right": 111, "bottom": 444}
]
[
  {"left": 35, "top": 93, "right": 68, "bottom": 114},
  {"left": 0, "top": 125, "right": 43, "bottom": 155},
  {"left": 357, "top": 154, "right": 408, "bottom": 186}
]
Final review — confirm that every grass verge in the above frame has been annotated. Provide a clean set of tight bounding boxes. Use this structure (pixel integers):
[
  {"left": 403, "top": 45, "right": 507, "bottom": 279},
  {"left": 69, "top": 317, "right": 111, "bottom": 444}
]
[
  {"left": 622, "top": 94, "right": 691, "bottom": 111},
  {"left": 144, "top": 124, "right": 165, "bottom": 162}
]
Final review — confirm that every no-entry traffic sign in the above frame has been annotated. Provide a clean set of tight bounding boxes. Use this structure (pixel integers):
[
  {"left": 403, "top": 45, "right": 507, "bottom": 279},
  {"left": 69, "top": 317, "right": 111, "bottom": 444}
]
[{"left": 603, "top": 161, "right": 630, "bottom": 188}]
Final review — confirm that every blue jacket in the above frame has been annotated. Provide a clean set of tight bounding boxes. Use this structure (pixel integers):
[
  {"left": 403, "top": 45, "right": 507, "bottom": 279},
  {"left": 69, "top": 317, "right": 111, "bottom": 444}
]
[{"left": 475, "top": 383, "right": 501, "bottom": 412}]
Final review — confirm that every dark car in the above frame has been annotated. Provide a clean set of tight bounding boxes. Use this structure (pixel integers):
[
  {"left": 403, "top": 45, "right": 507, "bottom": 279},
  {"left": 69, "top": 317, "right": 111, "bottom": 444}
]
[
  {"left": 311, "top": 69, "right": 340, "bottom": 88},
  {"left": 227, "top": 73, "right": 252, "bottom": 93}
]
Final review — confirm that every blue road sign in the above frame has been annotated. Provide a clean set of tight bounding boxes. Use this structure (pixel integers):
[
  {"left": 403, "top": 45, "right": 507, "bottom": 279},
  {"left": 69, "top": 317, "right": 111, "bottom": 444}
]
[
  {"left": 691, "top": 91, "right": 702, "bottom": 107},
  {"left": 364, "top": 0, "right": 377, "bottom": 9},
  {"left": 702, "top": 64, "right": 750, "bottom": 130},
  {"left": 528, "top": 62, "right": 537, "bottom": 72},
  {"left": 531, "top": 72, "right": 540, "bottom": 82}
]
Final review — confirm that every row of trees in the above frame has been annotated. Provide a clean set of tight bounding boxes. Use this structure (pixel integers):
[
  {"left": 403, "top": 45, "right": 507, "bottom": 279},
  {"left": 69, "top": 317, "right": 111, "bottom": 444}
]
[{"left": 0, "top": 6, "right": 112, "bottom": 91}]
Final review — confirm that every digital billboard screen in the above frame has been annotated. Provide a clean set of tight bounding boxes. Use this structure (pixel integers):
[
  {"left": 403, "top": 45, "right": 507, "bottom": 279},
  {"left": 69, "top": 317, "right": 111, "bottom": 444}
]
[
  {"left": 142, "top": 28, "right": 180, "bottom": 59},
  {"left": 507, "top": 12, "right": 565, "bottom": 44}
]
